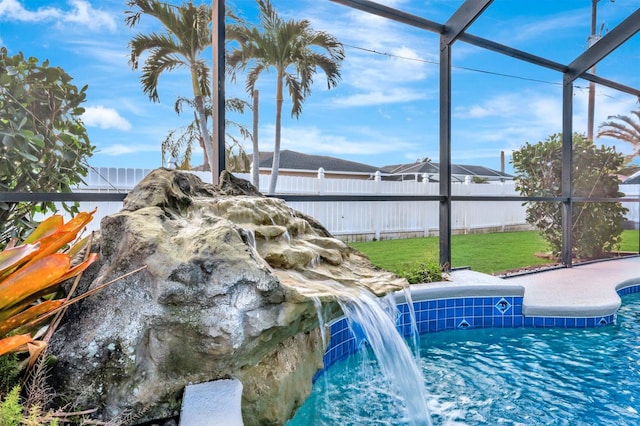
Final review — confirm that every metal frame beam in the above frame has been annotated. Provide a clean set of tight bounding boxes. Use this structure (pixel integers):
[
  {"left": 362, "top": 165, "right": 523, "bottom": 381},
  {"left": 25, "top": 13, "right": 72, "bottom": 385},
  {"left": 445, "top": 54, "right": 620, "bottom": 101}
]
[
  {"left": 328, "top": 0, "right": 443, "bottom": 33},
  {"left": 580, "top": 72, "right": 640, "bottom": 97},
  {"left": 561, "top": 75, "right": 574, "bottom": 267},
  {"left": 567, "top": 8, "right": 640, "bottom": 80},
  {"left": 212, "top": 0, "right": 226, "bottom": 184},
  {"left": 439, "top": 37, "right": 452, "bottom": 270},
  {"left": 329, "top": 1, "right": 640, "bottom": 98},
  {"left": 330, "top": 0, "right": 640, "bottom": 270},
  {"left": 442, "top": 0, "right": 493, "bottom": 45}
]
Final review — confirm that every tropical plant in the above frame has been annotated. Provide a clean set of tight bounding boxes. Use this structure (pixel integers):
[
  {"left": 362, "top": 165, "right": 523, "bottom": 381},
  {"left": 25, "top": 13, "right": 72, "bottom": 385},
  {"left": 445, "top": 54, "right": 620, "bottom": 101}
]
[
  {"left": 0, "top": 385, "right": 59, "bottom": 426},
  {"left": 0, "top": 48, "right": 94, "bottom": 246},
  {"left": 598, "top": 110, "right": 640, "bottom": 175},
  {"left": 226, "top": 0, "right": 344, "bottom": 194},
  {"left": 125, "top": 0, "right": 215, "bottom": 176},
  {"left": 161, "top": 96, "right": 252, "bottom": 172},
  {"left": 0, "top": 211, "right": 99, "bottom": 368},
  {"left": 397, "top": 259, "right": 443, "bottom": 284},
  {"left": 512, "top": 133, "right": 627, "bottom": 259}
]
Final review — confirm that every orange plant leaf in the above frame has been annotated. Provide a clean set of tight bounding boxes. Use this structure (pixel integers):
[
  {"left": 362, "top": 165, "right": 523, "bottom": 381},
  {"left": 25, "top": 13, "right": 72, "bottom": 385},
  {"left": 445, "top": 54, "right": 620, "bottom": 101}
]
[
  {"left": 50, "top": 253, "right": 99, "bottom": 287},
  {"left": 0, "top": 243, "right": 41, "bottom": 279},
  {"left": 59, "top": 209, "right": 96, "bottom": 234},
  {"left": 0, "top": 334, "right": 33, "bottom": 357},
  {"left": 22, "top": 215, "right": 64, "bottom": 245},
  {"left": 24, "top": 231, "right": 75, "bottom": 266},
  {"left": 0, "top": 300, "right": 65, "bottom": 337},
  {"left": 0, "top": 254, "right": 70, "bottom": 311},
  {"left": 25, "top": 210, "right": 96, "bottom": 267}
]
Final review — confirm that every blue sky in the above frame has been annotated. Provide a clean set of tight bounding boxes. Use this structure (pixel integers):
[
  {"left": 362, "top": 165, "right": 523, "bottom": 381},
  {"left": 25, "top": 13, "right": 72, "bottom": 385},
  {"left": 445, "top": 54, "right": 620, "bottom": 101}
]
[{"left": 1, "top": 0, "right": 639, "bottom": 174}]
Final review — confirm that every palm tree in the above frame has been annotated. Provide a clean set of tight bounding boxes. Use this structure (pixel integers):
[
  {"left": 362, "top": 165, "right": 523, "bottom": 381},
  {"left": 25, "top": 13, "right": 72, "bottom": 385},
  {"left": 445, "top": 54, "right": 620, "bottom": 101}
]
[
  {"left": 125, "top": 0, "right": 215, "bottom": 177},
  {"left": 598, "top": 110, "right": 640, "bottom": 175},
  {"left": 162, "top": 95, "right": 251, "bottom": 172},
  {"left": 226, "top": 0, "right": 344, "bottom": 195}
]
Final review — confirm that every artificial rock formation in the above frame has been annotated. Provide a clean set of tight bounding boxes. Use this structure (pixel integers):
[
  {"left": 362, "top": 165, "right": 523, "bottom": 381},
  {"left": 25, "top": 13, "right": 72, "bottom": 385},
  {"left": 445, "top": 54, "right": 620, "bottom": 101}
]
[{"left": 49, "top": 169, "right": 407, "bottom": 425}]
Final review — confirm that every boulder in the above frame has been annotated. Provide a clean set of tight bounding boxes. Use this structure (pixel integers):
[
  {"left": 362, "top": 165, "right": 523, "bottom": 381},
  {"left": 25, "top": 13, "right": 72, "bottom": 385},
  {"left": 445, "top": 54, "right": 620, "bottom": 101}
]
[{"left": 49, "top": 169, "right": 407, "bottom": 425}]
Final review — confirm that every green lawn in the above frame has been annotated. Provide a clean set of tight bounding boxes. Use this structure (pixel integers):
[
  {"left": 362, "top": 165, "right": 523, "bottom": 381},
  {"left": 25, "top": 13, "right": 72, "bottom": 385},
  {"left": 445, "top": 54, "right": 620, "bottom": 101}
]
[{"left": 350, "top": 230, "right": 640, "bottom": 275}]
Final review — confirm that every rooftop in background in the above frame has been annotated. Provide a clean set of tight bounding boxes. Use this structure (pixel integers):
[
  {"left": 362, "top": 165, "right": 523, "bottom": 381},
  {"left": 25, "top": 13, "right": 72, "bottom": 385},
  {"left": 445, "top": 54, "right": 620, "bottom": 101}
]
[
  {"left": 259, "top": 150, "right": 380, "bottom": 176},
  {"left": 258, "top": 150, "right": 513, "bottom": 182},
  {"left": 623, "top": 170, "right": 640, "bottom": 184},
  {"left": 381, "top": 161, "right": 514, "bottom": 182}
]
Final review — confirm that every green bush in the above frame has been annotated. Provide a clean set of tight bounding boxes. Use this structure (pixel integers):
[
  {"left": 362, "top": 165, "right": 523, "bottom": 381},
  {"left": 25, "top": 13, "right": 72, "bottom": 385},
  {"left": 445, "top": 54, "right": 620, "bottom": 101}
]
[
  {"left": 0, "top": 386, "right": 22, "bottom": 426},
  {"left": 0, "top": 354, "right": 21, "bottom": 396},
  {"left": 512, "top": 133, "right": 627, "bottom": 259},
  {"left": 0, "top": 48, "right": 94, "bottom": 246},
  {"left": 397, "top": 259, "right": 443, "bottom": 284}
]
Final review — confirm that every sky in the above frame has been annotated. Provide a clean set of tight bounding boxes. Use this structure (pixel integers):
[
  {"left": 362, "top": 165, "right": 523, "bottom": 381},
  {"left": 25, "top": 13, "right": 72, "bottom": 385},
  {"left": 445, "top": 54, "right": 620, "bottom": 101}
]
[{"left": 1, "top": 0, "right": 639, "bottom": 175}]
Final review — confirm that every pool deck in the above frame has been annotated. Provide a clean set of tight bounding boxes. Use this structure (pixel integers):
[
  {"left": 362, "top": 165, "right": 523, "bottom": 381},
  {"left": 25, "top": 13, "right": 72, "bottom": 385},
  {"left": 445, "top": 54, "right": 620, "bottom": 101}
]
[{"left": 450, "top": 256, "right": 640, "bottom": 318}]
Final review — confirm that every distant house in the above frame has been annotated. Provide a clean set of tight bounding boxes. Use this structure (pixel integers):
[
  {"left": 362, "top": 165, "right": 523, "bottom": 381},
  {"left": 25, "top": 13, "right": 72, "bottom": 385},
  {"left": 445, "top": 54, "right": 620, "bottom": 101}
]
[
  {"left": 257, "top": 150, "right": 513, "bottom": 182},
  {"left": 258, "top": 150, "right": 380, "bottom": 180},
  {"left": 382, "top": 160, "right": 514, "bottom": 183}
]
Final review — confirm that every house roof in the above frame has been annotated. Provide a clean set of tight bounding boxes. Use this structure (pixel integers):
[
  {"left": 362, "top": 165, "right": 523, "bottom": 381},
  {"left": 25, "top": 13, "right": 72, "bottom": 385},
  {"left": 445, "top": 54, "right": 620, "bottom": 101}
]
[
  {"left": 382, "top": 160, "right": 514, "bottom": 180},
  {"left": 259, "top": 150, "right": 380, "bottom": 174},
  {"left": 257, "top": 150, "right": 512, "bottom": 181},
  {"left": 623, "top": 170, "right": 640, "bottom": 184}
]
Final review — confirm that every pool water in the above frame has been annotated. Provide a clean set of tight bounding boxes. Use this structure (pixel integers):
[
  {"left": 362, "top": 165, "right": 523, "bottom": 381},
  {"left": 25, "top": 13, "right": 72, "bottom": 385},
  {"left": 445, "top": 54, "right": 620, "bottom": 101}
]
[{"left": 289, "top": 293, "right": 640, "bottom": 425}]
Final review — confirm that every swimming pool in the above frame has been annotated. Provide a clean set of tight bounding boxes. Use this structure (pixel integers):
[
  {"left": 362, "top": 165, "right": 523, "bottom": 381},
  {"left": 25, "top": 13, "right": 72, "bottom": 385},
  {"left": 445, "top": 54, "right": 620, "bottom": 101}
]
[{"left": 289, "top": 291, "right": 640, "bottom": 425}]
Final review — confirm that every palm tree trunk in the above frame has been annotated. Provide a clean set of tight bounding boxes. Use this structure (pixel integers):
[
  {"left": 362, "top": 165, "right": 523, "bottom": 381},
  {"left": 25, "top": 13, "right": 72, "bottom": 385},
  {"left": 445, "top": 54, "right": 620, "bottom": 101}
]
[
  {"left": 268, "top": 72, "right": 284, "bottom": 195},
  {"left": 252, "top": 90, "right": 260, "bottom": 188},
  {"left": 190, "top": 66, "right": 215, "bottom": 180},
  {"left": 194, "top": 95, "right": 215, "bottom": 177}
]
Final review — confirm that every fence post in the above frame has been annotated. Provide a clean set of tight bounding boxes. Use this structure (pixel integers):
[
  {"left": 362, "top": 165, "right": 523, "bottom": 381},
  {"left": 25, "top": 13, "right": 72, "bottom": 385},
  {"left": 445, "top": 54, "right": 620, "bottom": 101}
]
[
  {"left": 374, "top": 171, "right": 381, "bottom": 240},
  {"left": 317, "top": 167, "right": 325, "bottom": 195}
]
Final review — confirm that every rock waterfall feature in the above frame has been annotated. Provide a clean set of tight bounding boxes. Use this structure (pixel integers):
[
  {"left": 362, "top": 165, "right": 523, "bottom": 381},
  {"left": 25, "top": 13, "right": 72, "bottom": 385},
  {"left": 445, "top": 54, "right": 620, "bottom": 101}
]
[{"left": 49, "top": 169, "right": 407, "bottom": 425}]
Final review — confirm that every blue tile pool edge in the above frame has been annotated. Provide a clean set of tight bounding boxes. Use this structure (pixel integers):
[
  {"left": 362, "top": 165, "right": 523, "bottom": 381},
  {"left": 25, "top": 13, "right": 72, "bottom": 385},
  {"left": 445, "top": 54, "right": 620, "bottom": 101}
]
[{"left": 313, "top": 283, "right": 640, "bottom": 381}]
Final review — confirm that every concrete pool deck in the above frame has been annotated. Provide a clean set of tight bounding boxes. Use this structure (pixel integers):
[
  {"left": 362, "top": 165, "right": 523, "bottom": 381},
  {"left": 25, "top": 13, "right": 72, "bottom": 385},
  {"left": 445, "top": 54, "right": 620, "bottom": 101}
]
[{"left": 451, "top": 256, "right": 640, "bottom": 318}]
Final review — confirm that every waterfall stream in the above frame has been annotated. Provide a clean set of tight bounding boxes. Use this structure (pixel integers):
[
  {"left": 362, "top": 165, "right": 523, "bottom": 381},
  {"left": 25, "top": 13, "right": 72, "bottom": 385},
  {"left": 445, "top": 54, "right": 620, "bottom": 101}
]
[{"left": 310, "top": 283, "right": 431, "bottom": 426}]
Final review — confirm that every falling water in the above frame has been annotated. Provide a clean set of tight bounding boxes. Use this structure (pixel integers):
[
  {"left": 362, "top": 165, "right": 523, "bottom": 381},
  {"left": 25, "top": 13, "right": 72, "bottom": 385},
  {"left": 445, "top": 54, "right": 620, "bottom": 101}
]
[
  {"left": 403, "top": 287, "right": 421, "bottom": 361},
  {"left": 312, "top": 297, "right": 328, "bottom": 351},
  {"left": 337, "top": 287, "right": 432, "bottom": 426},
  {"left": 312, "top": 296, "right": 330, "bottom": 405},
  {"left": 242, "top": 228, "right": 257, "bottom": 251}
]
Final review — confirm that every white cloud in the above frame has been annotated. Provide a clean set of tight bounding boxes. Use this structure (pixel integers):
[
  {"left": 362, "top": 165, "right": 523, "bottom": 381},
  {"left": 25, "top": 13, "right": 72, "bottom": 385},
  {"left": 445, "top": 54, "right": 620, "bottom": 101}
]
[
  {"left": 0, "top": 0, "right": 60, "bottom": 21},
  {"left": 98, "top": 143, "right": 159, "bottom": 156},
  {"left": 82, "top": 106, "right": 132, "bottom": 131},
  {"left": 259, "top": 124, "right": 417, "bottom": 160},
  {"left": 332, "top": 87, "right": 430, "bottom": 107},
  {"left": 0, "top": 0, "right": 116, "bottom": 31},
  {"left": 298, "top": 1, "right": 438, "bottom": 109},
  {"left": 508, "top": 11, "right": 586, "bottom": 43},
  {"left": 62, "top": 0, "right": 117, "bottom": 32}
]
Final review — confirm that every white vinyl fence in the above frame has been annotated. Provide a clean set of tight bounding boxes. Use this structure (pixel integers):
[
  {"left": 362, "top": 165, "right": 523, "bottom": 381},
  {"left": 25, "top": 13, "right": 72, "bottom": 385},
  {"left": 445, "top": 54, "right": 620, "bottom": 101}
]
[{"left": 63, "top": 167, "right": 640, "bottom": 242}]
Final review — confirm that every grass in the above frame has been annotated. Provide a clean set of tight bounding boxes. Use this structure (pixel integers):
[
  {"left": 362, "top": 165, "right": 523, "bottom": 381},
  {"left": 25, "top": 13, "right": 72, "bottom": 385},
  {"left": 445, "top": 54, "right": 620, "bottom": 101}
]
[{"left": 350, "top": 230, "right": 640, "bottom": 276}]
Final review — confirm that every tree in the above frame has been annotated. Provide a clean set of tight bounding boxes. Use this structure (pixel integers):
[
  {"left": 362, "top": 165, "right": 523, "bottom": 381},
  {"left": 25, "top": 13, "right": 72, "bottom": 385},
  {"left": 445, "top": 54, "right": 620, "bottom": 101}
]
[
  {"left": 512, "top": 133, "right": 627, "bottom": 259},
  {"left": 598, "top": 110, "right": 640, "bottom": 175},
  {"left": 125, "top": 0, "right": 215, "bottom": 177},
  {"left": 226, "top": 0, "right": 344, "bottom": 195},
  {"left": 161, "top": 95, "right": 251, "bottom": 172},
  {"left": 0, "top": 48, "right": 94, "bottom": 245}
]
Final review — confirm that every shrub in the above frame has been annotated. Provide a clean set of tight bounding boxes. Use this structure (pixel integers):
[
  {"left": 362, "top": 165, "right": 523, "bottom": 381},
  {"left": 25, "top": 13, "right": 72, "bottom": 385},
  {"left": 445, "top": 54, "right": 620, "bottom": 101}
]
[
  {"left": 0, "top": 48, "right": 94, "bottom": 246},
  {"left": 397, "top": 259, "right": 443, "bottom": 284},
  {"left": 512, "top": 133, "right": 627, "bottom": 259}
]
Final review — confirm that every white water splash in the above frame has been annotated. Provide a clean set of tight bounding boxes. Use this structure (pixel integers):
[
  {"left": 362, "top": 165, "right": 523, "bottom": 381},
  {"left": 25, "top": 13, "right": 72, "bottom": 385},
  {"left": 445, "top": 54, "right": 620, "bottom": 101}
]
[
  {"left": 337, "top": 287, "right": 432, "bottom": 426},
  {"left": 403, "top": 287, "right": 421, "bottom": 361}
]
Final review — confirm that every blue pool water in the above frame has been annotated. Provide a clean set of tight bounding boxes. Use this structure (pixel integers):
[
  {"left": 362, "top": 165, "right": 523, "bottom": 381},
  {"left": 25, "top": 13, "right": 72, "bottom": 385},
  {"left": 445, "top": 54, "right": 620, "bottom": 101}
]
[{"left": 289, "top": 293, "right": 640, "bottom": 425}]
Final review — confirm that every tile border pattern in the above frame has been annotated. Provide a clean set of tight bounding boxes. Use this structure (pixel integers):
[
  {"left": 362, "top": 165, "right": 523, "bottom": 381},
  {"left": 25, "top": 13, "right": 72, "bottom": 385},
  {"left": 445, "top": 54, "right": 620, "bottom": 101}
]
[{"left": 317, "top": 283, "right": 640, "bottom": 378}]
